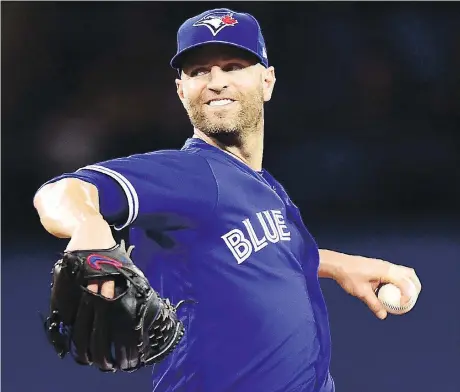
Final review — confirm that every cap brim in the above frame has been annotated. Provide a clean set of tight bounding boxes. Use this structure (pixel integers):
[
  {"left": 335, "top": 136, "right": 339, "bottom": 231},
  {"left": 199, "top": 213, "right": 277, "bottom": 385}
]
[{"left": 170, "top": 40, "right": 267, "bottom": 70}]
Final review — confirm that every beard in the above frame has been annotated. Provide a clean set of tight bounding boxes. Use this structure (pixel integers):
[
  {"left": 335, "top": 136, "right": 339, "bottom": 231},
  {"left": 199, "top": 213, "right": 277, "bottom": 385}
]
[{"left": 183, "top": 87, "right": 264, "bottom": 146}]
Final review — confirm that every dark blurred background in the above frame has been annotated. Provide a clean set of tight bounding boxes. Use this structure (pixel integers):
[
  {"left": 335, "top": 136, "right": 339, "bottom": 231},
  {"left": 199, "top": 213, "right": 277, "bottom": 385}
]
[{"left": 2, "top": 2, "right": 459, "bottom": 392}]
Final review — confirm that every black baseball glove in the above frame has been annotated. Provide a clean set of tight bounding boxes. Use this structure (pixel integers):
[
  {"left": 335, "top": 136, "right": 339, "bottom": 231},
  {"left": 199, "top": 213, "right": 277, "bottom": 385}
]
[{"left": 41, "top": 240, "right": 185, "bottom": 372}]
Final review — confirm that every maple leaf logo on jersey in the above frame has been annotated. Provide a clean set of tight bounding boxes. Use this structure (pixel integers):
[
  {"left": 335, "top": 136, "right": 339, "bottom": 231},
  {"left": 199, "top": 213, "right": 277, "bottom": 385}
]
[{"left": 193, "top": 12, "right": 238, "bottom": 36}]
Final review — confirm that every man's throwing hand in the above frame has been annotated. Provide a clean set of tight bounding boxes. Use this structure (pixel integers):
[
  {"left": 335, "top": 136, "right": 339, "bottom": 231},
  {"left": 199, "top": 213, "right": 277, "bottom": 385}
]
[{"left": 331, "top": 255, "right": 422, "bottom": 320}]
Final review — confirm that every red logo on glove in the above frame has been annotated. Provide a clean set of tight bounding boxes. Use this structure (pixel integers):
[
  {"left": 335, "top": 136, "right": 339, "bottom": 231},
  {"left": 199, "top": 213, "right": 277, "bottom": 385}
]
[{"left": 87, "top": 254, "right": 123, "bottom": 270}]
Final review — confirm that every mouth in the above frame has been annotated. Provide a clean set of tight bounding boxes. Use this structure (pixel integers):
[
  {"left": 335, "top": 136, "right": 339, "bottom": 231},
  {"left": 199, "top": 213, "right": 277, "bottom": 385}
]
[{"left": 206, "top": 98, "right": 236, "bottom": 107}]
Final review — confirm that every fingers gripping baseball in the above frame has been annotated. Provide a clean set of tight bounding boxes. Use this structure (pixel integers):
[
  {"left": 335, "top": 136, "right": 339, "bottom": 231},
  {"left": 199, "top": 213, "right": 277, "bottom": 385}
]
[
  {"left": 380, "top": 264, "right": 422, "bottom": 307},
  {"left": 358, "top": 287, "right": 388, "bottom": 320},
  {"left": 332, "top": 255, "right": 421, "bottom": 319}
]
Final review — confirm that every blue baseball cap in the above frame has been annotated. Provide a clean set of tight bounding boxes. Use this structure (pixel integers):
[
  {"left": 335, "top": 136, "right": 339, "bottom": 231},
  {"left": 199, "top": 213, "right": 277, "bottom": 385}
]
[{"left": 170, "top": 8, "right": 269, "bottom": 71}]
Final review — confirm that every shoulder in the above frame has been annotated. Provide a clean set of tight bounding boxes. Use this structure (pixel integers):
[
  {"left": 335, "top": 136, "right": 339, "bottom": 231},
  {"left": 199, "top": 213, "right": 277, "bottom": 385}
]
[{"left": 84, "top": 148, "right": 211, "bottom": 174}]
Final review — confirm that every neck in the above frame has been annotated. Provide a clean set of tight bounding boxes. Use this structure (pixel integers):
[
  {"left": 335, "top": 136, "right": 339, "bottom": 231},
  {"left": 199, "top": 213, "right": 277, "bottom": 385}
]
[{"left": 193, "top": 126, "right": 264, "bottom": 172}]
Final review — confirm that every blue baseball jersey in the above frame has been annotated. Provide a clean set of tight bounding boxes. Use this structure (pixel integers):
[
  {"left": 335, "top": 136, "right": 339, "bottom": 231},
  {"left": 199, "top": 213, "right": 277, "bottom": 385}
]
[{"left": 40, "top": 138, "right": 334, "bottom": 392}]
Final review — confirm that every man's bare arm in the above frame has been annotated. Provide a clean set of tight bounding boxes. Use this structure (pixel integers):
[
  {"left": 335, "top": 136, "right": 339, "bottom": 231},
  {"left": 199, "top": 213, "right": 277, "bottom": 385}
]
[
  {"left": 317, "top": 249, "right": 421, "bottom": 319},
  {"left": 33, "top": 178, "right": 116, "bottom": 251},
  {"left": 34, "top": 178, "right": 117, "bottom": 297},
  {"left": 317, "top": 249, "right": 343, "bottom": 279}
]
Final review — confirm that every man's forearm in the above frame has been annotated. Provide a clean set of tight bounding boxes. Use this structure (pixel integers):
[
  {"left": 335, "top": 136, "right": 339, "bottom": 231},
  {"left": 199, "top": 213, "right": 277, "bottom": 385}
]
[
  {"left": 318, "top": 249, "right": 353, "bottom": 279},
  {"left": 34, "top": 178, "right": 116, "bottom": 251}
]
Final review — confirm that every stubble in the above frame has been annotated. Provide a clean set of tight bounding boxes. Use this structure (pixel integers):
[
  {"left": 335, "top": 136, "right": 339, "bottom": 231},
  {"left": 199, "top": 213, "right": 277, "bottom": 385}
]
[{"left": 184, "top": 86, "right": 264, "bottom": 146}]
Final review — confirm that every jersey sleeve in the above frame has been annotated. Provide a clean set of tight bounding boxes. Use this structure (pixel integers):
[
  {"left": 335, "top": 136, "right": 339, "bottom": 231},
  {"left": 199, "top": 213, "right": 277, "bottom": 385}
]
[{"left": 36, "top": 150, "right": 218, "bottom": 231}]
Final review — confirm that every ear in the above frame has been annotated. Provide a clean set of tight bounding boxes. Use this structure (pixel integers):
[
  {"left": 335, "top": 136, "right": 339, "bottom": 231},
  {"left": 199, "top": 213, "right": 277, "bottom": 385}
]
[
  {"left": 262, "top": 66, "right": 276, "bottom": 102},
  {"left": 176, "top": 77, "right": 185, "bottom": 101}
]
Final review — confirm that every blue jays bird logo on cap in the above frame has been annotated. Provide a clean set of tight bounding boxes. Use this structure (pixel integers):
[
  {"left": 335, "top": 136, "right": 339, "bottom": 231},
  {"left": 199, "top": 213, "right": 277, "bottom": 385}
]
[{"left": 193, "top": 11, "right": 238, "bottom": 36}]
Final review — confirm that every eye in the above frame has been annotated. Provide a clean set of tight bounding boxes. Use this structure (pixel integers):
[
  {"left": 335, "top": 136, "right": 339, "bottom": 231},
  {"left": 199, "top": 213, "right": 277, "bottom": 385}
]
[
  {"left": 223, "top": 63, "right": 244, "bottom": 72},
  {"left": 190, "top": 68, "right": 209, "bottom": 77}
]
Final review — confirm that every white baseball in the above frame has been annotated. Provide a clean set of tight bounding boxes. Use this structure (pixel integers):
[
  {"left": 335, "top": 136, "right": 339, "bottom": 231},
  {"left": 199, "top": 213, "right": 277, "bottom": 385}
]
[{"left": 377, "top": 281, "right": 418, "bottom": 315}]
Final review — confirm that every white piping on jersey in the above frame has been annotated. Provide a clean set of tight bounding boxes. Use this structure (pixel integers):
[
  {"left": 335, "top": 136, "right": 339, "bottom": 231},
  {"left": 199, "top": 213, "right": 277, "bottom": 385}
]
[{"left": 78, "top": 164, "right": 139, "bottom": 230}]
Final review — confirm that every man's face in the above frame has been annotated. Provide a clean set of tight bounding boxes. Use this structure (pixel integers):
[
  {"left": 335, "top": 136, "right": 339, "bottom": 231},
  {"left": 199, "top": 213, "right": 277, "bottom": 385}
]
[{"left": 176, "top": 45, "right": 276, "bottom": 140}]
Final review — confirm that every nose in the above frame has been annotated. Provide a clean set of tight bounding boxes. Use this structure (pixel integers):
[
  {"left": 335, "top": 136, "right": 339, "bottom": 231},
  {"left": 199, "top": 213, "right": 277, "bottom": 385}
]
[{"left": 206, "top": 66, "right": 229, "bottom": 92}]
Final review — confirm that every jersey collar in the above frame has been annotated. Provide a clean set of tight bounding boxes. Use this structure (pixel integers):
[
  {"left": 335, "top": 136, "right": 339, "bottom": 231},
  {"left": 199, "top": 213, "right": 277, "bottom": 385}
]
[{"left": 181, "top": 137, "right": 268, "bottom": 179}]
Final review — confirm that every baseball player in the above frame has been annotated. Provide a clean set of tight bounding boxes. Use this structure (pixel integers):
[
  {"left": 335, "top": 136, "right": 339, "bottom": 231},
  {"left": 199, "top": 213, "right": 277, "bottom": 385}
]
[{"left": 34, "top": 8, "right": 422, "bottom": 392}]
